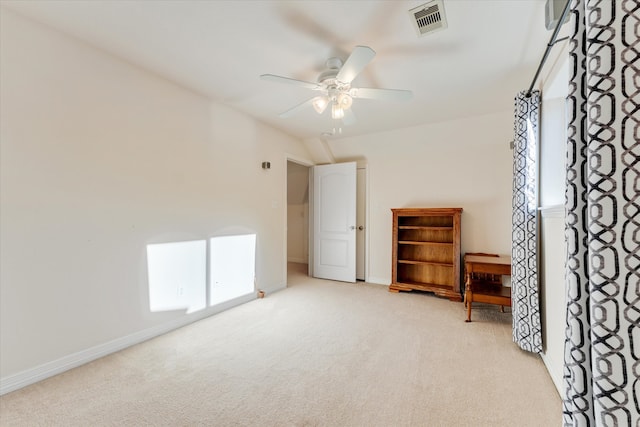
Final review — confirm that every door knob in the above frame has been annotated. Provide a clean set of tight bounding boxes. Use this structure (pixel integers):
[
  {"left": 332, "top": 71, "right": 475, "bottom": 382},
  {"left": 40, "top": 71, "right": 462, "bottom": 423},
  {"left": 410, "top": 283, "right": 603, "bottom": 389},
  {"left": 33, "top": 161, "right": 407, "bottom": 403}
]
[{"left": 358, "top": 226, "right": 364, "bottom": 230}]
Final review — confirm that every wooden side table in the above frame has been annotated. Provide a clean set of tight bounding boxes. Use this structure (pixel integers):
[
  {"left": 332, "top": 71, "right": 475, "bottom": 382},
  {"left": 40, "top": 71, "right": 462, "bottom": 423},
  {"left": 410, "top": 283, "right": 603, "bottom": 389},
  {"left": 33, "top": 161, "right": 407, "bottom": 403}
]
[{"left": 464, "top": 254, "right": 511, "bottom": 322}]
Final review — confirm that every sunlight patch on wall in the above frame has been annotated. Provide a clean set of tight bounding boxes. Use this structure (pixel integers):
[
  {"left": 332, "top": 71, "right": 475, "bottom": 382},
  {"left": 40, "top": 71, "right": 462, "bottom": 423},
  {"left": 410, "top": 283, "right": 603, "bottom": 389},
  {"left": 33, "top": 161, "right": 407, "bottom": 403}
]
[
  {"left": 146, "top": 240, "right": 207, "bottom": 314},
  {"left": 210, "top": 234, "right": 256, "bottom": 306},
  {"left": 146, "top": 234, "right": 256, "bottom": 314}
]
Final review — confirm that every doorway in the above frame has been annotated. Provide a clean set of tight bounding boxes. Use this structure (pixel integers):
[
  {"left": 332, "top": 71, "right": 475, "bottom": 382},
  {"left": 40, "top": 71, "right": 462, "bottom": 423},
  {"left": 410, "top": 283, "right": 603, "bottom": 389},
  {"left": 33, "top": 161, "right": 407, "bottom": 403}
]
[
  {"left": 286, "top": 161, "right": 310, "bottom": 265},
  {"left": 286, "top": 159, "right": 367, "bottom": 284}
]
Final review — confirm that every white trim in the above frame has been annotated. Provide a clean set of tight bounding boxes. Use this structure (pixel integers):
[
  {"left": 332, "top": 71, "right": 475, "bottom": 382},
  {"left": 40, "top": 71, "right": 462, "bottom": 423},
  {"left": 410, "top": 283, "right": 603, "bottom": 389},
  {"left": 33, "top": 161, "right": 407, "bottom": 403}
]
[
  {"left": 367, "top": 277, "right": 390, "bottom": 286},
  {"left": 0, "top": 293, "right": 255, "bottom": 396},
  {"left": 287, "top": 256, "right": 307, "bottom": 264},
  {"left": 284, "top": 154, "right": 315, "bottom": 287},
  {"left": 285, "top": 153, "right": 314, "bottom": 168},
  {"left": 308, "top": 166, "right": 315, "bottom": 278},
  {"left": 267, "top": 283, "right": 287, "bottom": 294},
  {"left": 541, "top": 354, "right": 563, "bottom": 397},
  {"left": 364, "top": 166, "right": 370, "bottom": 283},
  {"left": 539, "top": 204, "right": 564, "bottom": 218},
  {"left": 356, "top": 164, "right": 368, "bottom": 282}
]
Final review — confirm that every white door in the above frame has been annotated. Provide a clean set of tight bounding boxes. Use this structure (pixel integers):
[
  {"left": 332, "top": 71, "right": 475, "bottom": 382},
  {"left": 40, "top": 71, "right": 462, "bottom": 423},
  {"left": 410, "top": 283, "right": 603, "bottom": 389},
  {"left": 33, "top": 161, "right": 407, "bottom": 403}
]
[{"left": 312, "top": 162, "right": 356, "bottom": 282}]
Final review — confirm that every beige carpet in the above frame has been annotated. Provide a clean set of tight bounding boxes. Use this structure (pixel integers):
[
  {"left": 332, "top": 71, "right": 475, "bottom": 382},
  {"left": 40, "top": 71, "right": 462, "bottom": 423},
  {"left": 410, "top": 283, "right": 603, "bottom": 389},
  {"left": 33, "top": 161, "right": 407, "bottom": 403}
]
[{"left": 0, "top": 263, "right": 560, "bottom": 426}]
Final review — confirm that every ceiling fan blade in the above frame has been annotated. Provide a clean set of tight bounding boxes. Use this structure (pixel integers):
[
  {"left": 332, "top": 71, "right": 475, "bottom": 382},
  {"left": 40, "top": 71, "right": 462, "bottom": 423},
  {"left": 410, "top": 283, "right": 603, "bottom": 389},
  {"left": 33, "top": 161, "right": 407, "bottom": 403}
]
[
  {"left": 260, "top": 74, "right": 321, "bottom": 90},
  {"left": 336, "top": 46, "right": 375, "bottom": 83},
  {"left": 278, "top": 97, "right": 316, "bottom": 118},
  {"left": 342, "top": 109, "right": 356, "bottom": 126},
  {"left": 350, "top": 87, "right": 413, "bottom": 101}
]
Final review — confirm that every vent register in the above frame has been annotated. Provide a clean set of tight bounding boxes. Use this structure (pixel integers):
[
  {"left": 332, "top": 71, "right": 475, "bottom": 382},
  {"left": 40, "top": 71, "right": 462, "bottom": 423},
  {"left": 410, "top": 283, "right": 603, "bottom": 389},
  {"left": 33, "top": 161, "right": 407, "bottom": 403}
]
[{"left": 409, "top": 0, "right": 448, "bottom": 37}]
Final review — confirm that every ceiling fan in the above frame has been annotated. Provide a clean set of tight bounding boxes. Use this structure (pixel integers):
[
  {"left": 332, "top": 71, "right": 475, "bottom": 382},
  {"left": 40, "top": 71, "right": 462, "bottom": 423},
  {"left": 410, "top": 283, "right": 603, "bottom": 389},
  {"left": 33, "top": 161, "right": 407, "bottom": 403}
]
[{"left": 260, "top": 46, "right": 412, "bottom": 125}]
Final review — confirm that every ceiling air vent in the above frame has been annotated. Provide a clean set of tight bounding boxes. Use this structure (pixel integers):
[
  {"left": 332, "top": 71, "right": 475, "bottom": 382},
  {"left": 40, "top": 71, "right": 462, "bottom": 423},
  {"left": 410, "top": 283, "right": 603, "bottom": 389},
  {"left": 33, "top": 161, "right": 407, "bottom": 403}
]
[{"left": 409, "top": 0, "right": 448, "bottom": 37}]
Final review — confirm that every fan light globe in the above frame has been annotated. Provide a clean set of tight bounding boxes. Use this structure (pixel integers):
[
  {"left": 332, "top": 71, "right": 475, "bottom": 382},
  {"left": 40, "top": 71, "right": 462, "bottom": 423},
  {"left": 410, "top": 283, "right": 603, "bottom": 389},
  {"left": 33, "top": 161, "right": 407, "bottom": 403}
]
[
  {"left": 337, "top": 93, "right": 353, "bottom": 110},
  {"left": 312, "top": 96, "right": 328, "bottom": 114},
  {"left": 331, "top": 102, "right": 345, "bottom": 119}
]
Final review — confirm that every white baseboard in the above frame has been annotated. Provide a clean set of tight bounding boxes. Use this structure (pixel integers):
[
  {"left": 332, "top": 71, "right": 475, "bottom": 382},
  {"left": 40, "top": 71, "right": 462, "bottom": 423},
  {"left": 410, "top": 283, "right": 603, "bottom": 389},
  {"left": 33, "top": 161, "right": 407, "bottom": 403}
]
[
  {"left": 287, "top": 257, "right": 307, "bottom": 264},
  {"left": 367, "top": 277, "right": 390, "bottom": 286},
  {"left": 541, "top": 353, "right": 563, "bottom": 398},
  {"left": 262, "top": 281, "right": 286, "bottom": 295},
  {"left": 0, "top": 292, "right": 256, "bottom": 396}
]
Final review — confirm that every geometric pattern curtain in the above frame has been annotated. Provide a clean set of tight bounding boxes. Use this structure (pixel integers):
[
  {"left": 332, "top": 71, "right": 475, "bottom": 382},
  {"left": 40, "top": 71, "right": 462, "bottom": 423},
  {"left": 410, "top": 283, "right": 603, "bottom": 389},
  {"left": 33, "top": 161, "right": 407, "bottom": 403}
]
[
  {"left": 512, "top": 90, "right": 543, "bottom": 354},
  {"left": 562, "top": 0, "right": 640, "bottom": 426}
]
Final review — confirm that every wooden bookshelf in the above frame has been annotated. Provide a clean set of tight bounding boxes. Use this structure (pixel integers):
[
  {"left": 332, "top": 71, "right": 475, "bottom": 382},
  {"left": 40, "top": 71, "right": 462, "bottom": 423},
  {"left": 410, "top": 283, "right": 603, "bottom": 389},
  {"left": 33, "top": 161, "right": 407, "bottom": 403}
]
[{"left": 390, "top": 208, "right": 462, "bottom": 301}]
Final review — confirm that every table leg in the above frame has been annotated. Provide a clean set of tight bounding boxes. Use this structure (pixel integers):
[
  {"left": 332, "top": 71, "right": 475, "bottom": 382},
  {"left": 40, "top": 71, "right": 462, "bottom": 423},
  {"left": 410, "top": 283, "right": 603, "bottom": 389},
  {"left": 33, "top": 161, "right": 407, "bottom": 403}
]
[{"left": 464, "top": 273, "right": 472, "bottom": 322}]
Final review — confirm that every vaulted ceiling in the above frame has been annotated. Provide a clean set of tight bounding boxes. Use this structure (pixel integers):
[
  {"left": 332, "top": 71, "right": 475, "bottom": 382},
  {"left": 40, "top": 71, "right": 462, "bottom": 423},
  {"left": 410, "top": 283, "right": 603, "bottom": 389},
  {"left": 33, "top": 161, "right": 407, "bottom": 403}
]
[{"left": 2, "top": 0, "right": 551, "bottom": 140}]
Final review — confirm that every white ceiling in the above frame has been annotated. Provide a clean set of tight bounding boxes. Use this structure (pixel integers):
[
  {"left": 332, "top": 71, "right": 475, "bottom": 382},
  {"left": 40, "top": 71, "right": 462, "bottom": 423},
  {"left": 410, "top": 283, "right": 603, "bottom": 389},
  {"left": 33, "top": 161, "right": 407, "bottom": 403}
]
[{"left": 2, "top": 0, "right": 550, "bottom": 140}]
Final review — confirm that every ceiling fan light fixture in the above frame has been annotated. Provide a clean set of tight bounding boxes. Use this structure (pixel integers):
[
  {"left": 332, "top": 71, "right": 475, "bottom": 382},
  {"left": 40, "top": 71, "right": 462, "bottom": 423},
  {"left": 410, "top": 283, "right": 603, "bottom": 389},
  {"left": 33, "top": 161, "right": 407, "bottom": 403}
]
[
  {"left": 337, "top": 93, "right": 353, "bottom": 110},
  {"left": 312, "top": 96, "right": 329, "bottom": 114},
  {"left": 261, "top": 45, "right": 412, "bottom": 127},
  {"left": 331, "top": 102, "right": 345, "bottom": 119}
]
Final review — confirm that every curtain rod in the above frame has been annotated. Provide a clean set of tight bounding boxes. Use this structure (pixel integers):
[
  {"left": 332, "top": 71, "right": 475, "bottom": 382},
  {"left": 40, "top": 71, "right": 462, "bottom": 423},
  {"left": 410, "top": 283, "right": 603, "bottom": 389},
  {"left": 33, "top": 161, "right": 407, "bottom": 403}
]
[{"left": 526, "top": 0, "right": 572, "bottom": 97}]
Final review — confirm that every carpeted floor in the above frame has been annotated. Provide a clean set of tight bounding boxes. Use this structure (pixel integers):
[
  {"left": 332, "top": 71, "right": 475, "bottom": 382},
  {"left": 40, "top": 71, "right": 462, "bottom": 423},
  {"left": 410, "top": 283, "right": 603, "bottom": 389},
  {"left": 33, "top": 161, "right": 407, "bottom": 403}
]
[{"left": 0, "top": 263, "right": 560, "bottom": 426}]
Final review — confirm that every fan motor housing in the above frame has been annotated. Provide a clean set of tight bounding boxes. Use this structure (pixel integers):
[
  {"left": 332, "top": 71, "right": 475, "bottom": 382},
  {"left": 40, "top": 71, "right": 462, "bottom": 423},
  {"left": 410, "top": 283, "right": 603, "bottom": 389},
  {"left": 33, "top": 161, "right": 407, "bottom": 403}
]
[
  {"left": 317, "top": 57, "right": 344, "bottom": 83},
  {"left": 317, "top": 69, "right": 339, "bottom": 83}
]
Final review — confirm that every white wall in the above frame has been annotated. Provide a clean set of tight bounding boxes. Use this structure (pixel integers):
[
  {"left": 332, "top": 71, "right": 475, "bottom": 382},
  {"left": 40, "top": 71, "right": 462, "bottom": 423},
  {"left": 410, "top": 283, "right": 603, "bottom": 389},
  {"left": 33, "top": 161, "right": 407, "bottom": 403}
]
[
  {"left": 326, "top": 111, "right": 514, "bottom": 285},
  {"left": 0, "top": 9, "right": 310, "bottom": 389}
]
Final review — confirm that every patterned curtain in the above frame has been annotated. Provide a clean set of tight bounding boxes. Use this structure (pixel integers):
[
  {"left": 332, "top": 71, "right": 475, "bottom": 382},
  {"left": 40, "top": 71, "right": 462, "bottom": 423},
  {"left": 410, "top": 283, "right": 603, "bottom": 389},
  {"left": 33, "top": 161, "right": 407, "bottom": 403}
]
[
  {"left": 512, "top": 90, "right": 542, "bottom": 354},
  {"left": 563, "top": 0, "right": 640, "bottom": 426}
]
